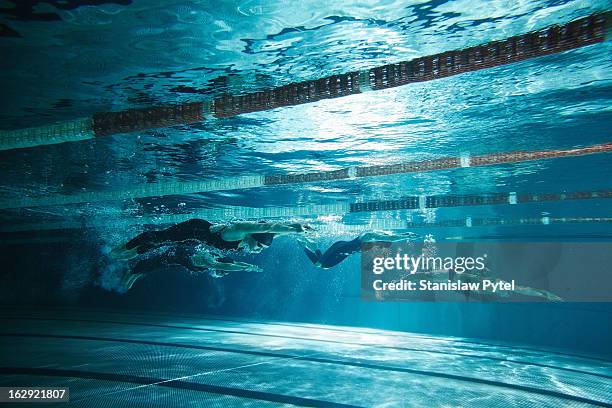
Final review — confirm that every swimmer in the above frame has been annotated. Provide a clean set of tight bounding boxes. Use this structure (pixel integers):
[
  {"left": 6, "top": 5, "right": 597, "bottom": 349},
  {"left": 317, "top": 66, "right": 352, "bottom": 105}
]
[
  {"left": 300, "top": 230, "right": 416, "bottom": 269},
  {"left": 119, "top": 243, "right": 262, "bottom": 291},
  {"left": 111, "top": 218, "right": 310, "bottom": 260}
]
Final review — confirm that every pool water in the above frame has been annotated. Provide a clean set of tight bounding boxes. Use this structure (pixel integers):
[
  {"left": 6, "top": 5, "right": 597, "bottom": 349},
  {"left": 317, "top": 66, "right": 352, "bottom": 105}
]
[{"left": 0, "top": 1, "right": 611, "bottom": 407}]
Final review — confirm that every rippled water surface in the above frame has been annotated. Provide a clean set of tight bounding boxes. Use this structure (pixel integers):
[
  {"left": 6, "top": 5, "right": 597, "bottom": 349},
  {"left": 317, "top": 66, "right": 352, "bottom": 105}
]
[{"left": 0, "top": 0, "right": 610, "bottom": 235}]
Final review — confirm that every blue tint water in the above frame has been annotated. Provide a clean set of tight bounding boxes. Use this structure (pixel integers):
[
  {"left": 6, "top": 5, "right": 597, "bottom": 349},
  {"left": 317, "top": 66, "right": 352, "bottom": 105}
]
[{"left": 0, "top": 0, "right": 611, "bottom": 361}]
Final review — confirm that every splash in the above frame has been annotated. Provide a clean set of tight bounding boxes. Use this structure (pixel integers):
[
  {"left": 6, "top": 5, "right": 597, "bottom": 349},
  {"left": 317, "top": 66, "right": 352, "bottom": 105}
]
[{"left": 96, "top": 256, "right": 130, "bottom": 293}]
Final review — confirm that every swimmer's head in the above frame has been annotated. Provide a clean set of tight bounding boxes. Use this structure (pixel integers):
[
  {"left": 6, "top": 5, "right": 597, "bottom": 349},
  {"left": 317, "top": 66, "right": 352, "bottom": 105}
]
[
  {"left": 289, "top": 223, "right": 314, "bottom": 234},
  {"left": 302, "top": 224, "right": 314, "bottom": 234},
  {"left": 209, "top": 224, "right": 226, "bottom": 234}
]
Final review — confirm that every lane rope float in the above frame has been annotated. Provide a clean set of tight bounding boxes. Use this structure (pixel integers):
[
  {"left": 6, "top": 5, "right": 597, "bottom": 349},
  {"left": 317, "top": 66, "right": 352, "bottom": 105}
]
[
  {"left": 0, "top": 142, "right": 610, "bottom": 210},
  {"left": 0, "top": 11, "right": 609, "bottom": 151},
  {"left": 0, "top": 189, "right": 609, "bottom": 233}
]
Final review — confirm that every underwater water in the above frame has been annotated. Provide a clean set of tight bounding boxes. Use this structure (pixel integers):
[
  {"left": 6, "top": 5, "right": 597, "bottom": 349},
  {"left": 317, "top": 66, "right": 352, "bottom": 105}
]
[{"left": 0, "top": 0, "right": 611, "bottom": 407}]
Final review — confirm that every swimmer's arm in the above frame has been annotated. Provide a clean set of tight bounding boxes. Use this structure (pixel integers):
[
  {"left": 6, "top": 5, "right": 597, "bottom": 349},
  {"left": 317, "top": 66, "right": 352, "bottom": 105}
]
[
  {"left": 217, "top": 222, "right": 305, "bottom": 241},
  {"left": 511, "top": 283, "right": 563, "bottom": 301},
  {"left": 192, "top": 252, "right": 261, "bottom": 272},
  {"left": 213, "top": 260, "right": 262, "bottom": 273},
  {"left": 360, "top": 231, "right": 415, "bottom": 243}
]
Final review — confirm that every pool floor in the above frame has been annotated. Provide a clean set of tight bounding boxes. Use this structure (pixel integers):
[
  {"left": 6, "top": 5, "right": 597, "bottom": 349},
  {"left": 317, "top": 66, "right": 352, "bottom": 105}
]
[{"left": 0, "top": 308, "right": 610, "bottom": 407}]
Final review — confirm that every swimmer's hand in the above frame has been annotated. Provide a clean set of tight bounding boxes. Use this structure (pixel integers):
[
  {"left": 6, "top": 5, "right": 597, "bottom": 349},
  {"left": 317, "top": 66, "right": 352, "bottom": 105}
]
[
  {"left": 224, "top": 261, "right": 262, "bottom": 273},
  {"left": 245, "top": 264, "right": 263, "bottom": 273},
  {"left": 120, "top": 271, "right": 145, "bottom": 292},
  {"left": 205, "top": 257, "right": 263, "bottom": 273}
]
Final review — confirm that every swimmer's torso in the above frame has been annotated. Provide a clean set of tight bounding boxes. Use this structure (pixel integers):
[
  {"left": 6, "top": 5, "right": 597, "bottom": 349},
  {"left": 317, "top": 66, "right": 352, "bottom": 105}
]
[{"left": 126, "top": 219, "right": 241, "bottom": 253}]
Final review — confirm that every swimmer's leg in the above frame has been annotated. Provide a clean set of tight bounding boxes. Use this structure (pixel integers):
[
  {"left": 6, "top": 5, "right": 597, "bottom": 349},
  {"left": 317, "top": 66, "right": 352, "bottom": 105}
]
[
  {"left": 215, "top": 221, "right": 311, "bottom": 241},
  {"left": 316, "top": 240, "right": 360, "bottom": 268},
  {"left": 110, "top": 231, "right": 163, "bottom": 260},
  {"left": 303, "top": 247, "right": 323, "bottom": 267},
  {"left": 296, "top": 235, "right": 319, "bottom": 252},
  {"left": 110, "top": 246, "right": 140, "bottom": 260},
  {"left": 296, "top": 236, "right": 326, "bottom": 267}
]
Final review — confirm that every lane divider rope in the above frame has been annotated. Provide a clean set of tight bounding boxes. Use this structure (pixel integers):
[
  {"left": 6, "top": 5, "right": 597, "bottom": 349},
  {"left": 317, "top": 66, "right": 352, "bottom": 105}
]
[
  {"left": 407, "top": 216, "right": 612, "bottom": 229},
  {"left": 349, "top": 190, "right": 612, "bottom": 213},
  {"left": 0, "top": 142, "right": 610, "bottom": 210},
  {"left": 0, "top": 11, "right": 609, "bottom": 151},
  {"left": 0, "top": 189, "right": 609, "bottom": 233}
]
